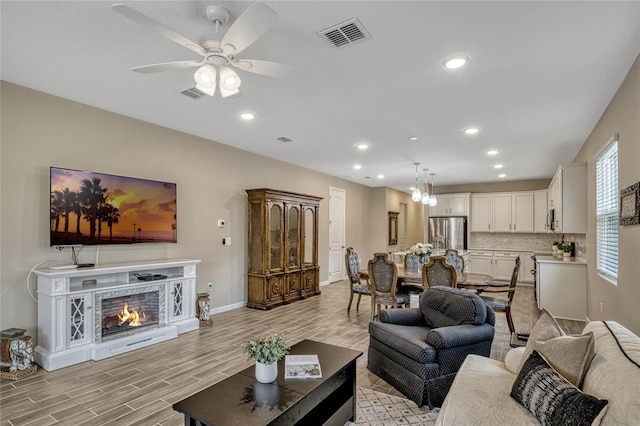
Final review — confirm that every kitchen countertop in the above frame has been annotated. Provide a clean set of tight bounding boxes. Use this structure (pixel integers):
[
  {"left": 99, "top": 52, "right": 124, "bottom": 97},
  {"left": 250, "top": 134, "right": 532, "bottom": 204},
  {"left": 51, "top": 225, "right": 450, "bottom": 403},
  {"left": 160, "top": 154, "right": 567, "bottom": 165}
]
[
  {"left": 536, "top": 255, "right": 587, "bottom": 265},
  {"left": 468, "top": 247, "right": 552, "bottom": 255}
]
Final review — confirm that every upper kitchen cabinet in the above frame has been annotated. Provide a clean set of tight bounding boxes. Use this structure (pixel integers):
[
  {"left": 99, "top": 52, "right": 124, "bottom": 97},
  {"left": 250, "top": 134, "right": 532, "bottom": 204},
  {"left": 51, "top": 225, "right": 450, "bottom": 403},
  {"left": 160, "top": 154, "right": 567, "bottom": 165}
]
[
  {"left": 547, "top": 164, "right": 587, "bottom": 233},
  {"left": 471, "top": 194, "right": 491, "bottom": 231},
  {"left": 534, "top": 190, "right": 550, "bottom": 233},
  {"left": 428, "top": 193, "right": 470, "bottom": 217},
  {"left": 471, "top": 192, "right": 534, "bottom": 233}
]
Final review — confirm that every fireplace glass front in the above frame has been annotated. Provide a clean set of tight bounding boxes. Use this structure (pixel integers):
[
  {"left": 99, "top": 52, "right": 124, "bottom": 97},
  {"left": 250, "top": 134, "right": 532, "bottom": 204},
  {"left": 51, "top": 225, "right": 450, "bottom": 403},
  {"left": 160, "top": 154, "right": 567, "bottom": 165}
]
[{"left": 101, "top": 291, "right": 160, "bottom": 339}]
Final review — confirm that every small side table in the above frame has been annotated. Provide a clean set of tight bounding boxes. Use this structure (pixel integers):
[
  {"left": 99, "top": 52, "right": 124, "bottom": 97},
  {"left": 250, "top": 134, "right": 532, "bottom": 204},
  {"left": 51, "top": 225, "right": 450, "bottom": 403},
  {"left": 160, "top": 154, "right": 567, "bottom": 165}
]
[{"left": 0, "top": 328, "right": 37, "bottom": 381}]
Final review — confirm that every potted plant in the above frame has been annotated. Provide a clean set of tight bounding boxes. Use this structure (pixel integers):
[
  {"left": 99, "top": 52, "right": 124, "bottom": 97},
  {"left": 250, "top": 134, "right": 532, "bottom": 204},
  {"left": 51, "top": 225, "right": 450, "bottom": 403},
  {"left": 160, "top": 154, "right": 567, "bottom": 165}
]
[
  {"left": 241, "top": 334, "right": 289, "bottom": 383},
  {"left": 559, "top": 244, "right": 573, "bottom": 261},
  {"left": 552, "top": 241, "right": 560, "bottom": 255}
]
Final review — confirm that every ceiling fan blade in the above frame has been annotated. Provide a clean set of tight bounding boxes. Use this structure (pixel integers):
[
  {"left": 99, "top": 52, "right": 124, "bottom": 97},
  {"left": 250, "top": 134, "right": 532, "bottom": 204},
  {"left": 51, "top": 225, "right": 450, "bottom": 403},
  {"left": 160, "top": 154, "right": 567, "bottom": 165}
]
[
  {"left": 234, "top": 59, "right": 300, "bottom": 78},
  {"left": 131, "top": 61, "right": 201, "bottom": 74},
  {"left": 111, "top": 4, "right": 204, "bottom": 56},
  {"left": 221, "top": 3, "right": 277, "bottom": 55}
]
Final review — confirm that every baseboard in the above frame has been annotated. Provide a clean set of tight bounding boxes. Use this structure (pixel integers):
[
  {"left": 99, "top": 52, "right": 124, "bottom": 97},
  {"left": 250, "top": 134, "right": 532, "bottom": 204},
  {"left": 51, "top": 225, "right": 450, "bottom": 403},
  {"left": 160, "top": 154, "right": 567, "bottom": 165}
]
[
  {"left": 320, "top": 280, "right": 330, "bottom": 287},
  {"left": 209, "top": 300, "right": 247, "bottom": 315}
]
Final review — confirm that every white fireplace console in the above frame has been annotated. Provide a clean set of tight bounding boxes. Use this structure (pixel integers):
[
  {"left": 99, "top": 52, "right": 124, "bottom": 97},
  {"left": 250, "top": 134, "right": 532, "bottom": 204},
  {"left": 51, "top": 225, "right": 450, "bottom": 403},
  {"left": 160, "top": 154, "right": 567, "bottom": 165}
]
[{"left": 33, "top": 258, "right": 201, "bottom": 371}]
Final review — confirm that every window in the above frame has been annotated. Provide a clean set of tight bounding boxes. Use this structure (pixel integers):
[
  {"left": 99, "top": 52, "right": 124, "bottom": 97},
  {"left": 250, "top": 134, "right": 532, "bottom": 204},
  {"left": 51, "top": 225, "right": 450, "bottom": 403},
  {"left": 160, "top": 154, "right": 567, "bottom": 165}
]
[{"left": 595, "top": 137, "right": 618, "bottom": 283}]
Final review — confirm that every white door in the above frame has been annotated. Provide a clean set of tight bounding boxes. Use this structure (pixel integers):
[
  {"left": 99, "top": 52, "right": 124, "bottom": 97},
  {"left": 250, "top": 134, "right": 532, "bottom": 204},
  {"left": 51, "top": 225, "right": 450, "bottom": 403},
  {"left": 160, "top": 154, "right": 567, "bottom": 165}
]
[{"left": 328, "top": 187, "right": 346, "bottom": 283}]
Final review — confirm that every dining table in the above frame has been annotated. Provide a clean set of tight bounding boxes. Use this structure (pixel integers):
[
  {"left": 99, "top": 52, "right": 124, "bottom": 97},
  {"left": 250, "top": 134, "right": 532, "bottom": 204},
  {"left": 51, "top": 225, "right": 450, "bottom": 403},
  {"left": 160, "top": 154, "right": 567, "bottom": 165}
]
[{"left": 359, "top": 267, "right": 493, "bottom": 293}]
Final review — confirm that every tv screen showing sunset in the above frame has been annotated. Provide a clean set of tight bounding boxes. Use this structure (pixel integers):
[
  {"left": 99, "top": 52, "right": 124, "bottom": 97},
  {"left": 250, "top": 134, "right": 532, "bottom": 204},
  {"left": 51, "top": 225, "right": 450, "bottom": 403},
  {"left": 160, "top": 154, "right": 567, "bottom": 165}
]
[{"left": 50, "top": 167, "right": 177, "bottom": 246}]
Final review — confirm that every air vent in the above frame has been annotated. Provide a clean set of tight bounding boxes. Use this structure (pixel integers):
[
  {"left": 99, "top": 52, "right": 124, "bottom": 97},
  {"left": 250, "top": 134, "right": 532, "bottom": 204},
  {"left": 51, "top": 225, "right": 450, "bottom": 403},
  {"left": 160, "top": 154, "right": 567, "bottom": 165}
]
[
  {"left": 318, "top": 18, "right": 370, "bottom": 48},
  {"left": 180, "top": 87, "right": 207, "bottom": 100},
  {"left": 275, "top": 136, "right": 295, "bottom": 143}
]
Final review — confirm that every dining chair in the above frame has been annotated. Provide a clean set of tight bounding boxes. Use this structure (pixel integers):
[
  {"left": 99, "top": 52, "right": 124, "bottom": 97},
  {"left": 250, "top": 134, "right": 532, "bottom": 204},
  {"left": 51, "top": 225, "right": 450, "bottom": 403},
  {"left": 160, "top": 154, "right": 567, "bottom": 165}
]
[
  {"left": 368, "top": 252, "right": 410, "bottom": 321},
  {"left": 444, "top": 249, "right": 465, "bottom": 274},
  {"left": 421, "top": 256, "right": 458, "bottom": 289},
  {"left": 476, "top": 256, "right": 523, "bottom": 347},
  {"left": 404, "top": 253, "right": 423, "bottom": 270},
  {"left": 344, "top": 247, "right": 371, "bottom": 313}
]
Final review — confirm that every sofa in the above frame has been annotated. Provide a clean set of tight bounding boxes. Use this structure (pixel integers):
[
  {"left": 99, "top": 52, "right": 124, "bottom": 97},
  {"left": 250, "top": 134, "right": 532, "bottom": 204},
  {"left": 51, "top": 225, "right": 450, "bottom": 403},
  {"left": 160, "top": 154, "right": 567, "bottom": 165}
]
[
  {"left": 436, "top": 319, "right": 640, "bottom": 425},
  {"left": 368, "top": 286, "right": 495, "bottom": 409}
]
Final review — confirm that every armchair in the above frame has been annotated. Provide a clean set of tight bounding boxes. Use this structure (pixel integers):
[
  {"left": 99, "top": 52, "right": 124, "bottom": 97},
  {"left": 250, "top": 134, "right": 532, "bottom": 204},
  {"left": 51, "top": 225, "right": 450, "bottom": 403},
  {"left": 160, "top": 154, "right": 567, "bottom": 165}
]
[{"left": 367, "top": 286, "right": 495, "bottom": 408}]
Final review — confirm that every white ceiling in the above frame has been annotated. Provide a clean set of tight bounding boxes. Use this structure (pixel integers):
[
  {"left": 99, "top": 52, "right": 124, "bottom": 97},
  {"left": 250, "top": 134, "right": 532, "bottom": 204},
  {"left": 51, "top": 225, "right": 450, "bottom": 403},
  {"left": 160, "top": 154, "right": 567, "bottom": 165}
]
[{"left": 2, "top": 1, "right": 639, "bottom": 191}]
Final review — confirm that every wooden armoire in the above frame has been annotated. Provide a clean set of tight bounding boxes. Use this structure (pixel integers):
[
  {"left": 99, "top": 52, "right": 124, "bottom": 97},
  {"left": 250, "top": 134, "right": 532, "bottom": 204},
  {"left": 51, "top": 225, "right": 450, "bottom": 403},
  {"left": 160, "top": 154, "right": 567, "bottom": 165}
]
[{"left": 246, "top": 189, "right": 322, "bottom": 310}]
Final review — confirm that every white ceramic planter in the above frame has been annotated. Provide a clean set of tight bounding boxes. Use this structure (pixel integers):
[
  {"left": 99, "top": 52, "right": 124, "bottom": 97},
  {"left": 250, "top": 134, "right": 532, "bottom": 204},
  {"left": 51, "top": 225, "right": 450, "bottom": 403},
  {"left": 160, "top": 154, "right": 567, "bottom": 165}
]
[
  {"left": 255, "top": 361, "right": 278, "bottom": 383},
  {"left": 563, "top": 252, "right": 571, "bottom": 261}
]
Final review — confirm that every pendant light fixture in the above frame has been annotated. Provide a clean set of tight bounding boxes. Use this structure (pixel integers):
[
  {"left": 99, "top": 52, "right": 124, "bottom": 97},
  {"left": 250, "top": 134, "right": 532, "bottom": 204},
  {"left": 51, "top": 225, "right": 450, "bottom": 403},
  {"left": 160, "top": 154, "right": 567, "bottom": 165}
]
[
  {"left": 411, "top": 163, "right": 421, "bottom": 202},
  {"left": 428, "top": 173, "right": 438, "bottom": 206},
  {"left": 421, "top": 169, "right": 431, "bottom": 205}
]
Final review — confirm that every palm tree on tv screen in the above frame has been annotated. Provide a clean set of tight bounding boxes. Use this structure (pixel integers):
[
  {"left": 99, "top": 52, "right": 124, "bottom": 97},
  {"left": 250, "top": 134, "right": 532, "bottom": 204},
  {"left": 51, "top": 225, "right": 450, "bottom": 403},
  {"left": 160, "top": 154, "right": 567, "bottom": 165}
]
[
  {"left": 79, "top": 177, "right": 107, "bottom": 241},
  {"left": 104, "top": 204, "right": 120, "bottom": 241},
  {"left": 50, "top": 191, "right": 63, "bottom": 232},
  {"left": 60, "top": 188, "right": 77, "bottom": 234}
]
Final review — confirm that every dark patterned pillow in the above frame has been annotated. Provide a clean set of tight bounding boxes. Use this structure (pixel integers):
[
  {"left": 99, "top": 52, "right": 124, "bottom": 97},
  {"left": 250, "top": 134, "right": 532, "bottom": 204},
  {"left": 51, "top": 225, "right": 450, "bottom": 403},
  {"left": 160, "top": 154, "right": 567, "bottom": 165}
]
[{"left": 511, "top": 350, "right": 608, "bottom": 426}]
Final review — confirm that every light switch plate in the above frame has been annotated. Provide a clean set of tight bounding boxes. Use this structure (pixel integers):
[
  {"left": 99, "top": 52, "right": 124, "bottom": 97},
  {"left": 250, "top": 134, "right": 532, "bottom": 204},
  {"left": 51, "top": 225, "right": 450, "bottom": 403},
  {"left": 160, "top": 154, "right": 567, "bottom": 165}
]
[
  {"left": 223, "top": 237, "right": 231, "bottom": 246},
  {"left": 217, "top": 219, "right": 225, "bottom": 228}
]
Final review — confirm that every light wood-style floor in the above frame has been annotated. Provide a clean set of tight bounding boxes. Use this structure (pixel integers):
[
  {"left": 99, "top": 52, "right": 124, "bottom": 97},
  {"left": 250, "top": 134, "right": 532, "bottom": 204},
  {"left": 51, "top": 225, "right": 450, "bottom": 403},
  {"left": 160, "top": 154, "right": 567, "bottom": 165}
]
[{"left": 0, "top": 280, "right": 582, "bottom": 426}]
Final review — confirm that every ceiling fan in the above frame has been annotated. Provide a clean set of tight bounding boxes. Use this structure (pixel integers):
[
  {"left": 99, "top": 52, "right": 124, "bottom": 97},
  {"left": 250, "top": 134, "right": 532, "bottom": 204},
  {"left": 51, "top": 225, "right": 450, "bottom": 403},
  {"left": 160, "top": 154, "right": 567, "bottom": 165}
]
[{"left": 111, "top": 2, "right": 297, "bottom": 98}]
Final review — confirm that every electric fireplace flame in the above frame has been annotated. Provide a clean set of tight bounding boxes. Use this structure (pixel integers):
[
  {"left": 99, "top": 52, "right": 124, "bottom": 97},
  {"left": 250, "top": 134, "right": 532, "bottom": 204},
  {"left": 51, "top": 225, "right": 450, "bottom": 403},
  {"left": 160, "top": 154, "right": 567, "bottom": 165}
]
[
  {"left": 101, "top": 291, "right": 160, "bottom": 338},
  {"left": 117, "top": 303, "right": 147, "bottom": 327}
]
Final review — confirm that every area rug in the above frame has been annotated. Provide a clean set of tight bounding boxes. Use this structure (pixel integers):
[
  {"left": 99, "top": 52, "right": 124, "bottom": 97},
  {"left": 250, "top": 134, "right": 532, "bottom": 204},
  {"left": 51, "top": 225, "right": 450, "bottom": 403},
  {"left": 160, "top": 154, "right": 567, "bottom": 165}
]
[{"left": 349, "top": 387, "right": 439, "bottom": 425}]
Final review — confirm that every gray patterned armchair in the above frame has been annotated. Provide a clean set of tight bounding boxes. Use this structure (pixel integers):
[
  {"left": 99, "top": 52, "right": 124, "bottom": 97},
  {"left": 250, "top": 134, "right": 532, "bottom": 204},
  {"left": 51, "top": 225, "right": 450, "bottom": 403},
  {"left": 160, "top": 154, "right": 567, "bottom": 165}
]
[{"left": 367, "top": 286, "right": 495, "bottom": 408}]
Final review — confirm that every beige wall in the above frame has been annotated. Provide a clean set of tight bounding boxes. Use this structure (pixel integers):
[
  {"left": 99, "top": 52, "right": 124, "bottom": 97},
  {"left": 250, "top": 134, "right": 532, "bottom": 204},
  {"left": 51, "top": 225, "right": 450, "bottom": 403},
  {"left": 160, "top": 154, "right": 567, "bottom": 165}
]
[
  {"left": 574, "top": 55, "right": 640, "bottom": 334},
  {"left": 384, "top": 188, "right": 425, "bottom": 251},
  {"left": 437, "top": 179, "right": 551, "bottom": 194},
  {"left": 0, "top": 82, "right": 375, "bottom": 340}
]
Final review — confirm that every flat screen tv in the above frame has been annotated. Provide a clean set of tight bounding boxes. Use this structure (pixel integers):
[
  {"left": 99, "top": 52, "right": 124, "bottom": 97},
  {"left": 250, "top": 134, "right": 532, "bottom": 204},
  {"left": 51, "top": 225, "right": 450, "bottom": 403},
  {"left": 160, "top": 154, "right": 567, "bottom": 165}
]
[{"left": 50, "top": 167, "right": 177, "bottom": 246}]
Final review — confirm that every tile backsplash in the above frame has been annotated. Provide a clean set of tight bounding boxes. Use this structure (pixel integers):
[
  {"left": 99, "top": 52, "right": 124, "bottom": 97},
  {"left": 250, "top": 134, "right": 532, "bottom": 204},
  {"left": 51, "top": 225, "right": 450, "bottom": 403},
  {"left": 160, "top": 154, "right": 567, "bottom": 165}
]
[{"left": 470, "top": 232, "right": 585, "bottom": 258}]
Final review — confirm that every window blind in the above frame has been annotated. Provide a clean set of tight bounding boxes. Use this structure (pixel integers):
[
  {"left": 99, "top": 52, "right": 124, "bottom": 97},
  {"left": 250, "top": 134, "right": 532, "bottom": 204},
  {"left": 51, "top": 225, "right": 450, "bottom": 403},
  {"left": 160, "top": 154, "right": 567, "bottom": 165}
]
[{"left": 595, "top": 139, "right": 618, "bottom": 282}]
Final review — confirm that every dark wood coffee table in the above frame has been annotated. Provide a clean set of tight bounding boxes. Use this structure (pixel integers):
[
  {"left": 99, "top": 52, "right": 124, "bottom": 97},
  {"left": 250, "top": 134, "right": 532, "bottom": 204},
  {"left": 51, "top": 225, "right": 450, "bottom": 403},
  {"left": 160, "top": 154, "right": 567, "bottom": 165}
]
[{"left": 173, "top": 339, "right": 362, "bottom": 425}]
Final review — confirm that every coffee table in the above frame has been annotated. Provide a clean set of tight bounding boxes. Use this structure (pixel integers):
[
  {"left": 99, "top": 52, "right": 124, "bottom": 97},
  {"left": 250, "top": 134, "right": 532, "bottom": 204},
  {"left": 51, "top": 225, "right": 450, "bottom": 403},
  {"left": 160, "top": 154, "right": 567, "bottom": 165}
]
[{"left": 173, "top": 339, "right": 362, "bottom": 425}]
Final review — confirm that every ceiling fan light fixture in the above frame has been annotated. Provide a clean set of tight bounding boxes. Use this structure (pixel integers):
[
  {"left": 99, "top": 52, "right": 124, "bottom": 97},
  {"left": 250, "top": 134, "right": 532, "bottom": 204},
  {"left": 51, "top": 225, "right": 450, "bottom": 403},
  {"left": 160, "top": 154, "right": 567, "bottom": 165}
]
[
  {"left": 194, "top": 65, "right": 217, "bottom": 96},
  {"left": 219, "top": 67, "right": 241, "bottom": 91}
]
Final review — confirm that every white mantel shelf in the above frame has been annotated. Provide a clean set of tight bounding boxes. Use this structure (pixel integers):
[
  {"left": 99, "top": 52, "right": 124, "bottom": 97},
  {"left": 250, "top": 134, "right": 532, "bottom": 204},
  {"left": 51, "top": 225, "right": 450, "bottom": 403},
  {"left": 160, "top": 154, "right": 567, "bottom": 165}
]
[{"left": 33, "top": 259, "right": 201, "bottom": 371}]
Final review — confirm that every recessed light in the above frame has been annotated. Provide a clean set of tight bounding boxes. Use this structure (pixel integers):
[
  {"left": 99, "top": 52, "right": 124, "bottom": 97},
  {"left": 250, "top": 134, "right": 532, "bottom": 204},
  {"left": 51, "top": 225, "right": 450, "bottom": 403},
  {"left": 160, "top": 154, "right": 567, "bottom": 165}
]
[
  {"left": 443, "top": 54, "right": 469, "bottom": 70},
  {"left": 487, "top": 150, "right": 499, "bottom": 156},
  {"left": 408, "top": 136, "right": 418, "bottom": 141},
  {"left": 498, "top": 174, "right": 506, "bottom": 178},
  {"left": 355, "top": 143, "right": 369, "bottom": 150},
  {"left": 463, "top": 127, "right": 480, "bottom": 135},
  {"left": 353, "top": 164, "right": 362, "bottom": 170},
  {"left": 494, "top": 164, "right": 504, "bottom": 169},
  {"left": 377, "top": 174, "right": 384, "bottom": 179},
  {"left": 239, "top": 112, "right": 255, "bottom": 120}
]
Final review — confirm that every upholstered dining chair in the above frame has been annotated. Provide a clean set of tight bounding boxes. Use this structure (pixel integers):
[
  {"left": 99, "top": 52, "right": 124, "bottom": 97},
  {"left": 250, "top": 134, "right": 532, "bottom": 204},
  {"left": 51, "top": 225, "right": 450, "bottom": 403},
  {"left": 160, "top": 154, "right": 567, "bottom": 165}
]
[
  {"left": 368, "top": 252, "right": 410, "bottom": 321},
  {"left": 444, "top": 249, "right": 465, "bottom": 275},
  {"left": 404, "top": 253, "right": 423, "bottom": 270},
  {"left": 476, "top": 256, "right": 523, "bottom": 346},
  {"left": 345, "top": 247, "right": 371, "bottom": 313},
  {"left": 421, "top": 255, "right": 458, "bottom": 289}
]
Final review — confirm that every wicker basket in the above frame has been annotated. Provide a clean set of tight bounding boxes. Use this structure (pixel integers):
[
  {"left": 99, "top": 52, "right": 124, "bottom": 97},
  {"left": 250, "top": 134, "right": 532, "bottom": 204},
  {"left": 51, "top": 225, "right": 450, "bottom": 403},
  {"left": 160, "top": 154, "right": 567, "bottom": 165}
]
[{"left": 0, "top": 364, "right": 37, "bottom": 381}]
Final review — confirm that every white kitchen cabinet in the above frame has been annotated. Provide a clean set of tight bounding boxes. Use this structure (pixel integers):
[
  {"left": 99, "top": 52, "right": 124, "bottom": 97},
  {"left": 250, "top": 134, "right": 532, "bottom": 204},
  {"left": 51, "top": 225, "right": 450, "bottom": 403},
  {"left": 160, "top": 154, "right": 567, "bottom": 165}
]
[
  {"left": 512, "top": 193, "right": 534, "bottom": 232},
  {"left": 547, "top": 164, "right": 587, "bottom": 233},
  {"left": 534, "top": 190, "right": 549, "bottom": 233},
  {"left": 429, "top": 193, "right": 469, "bottom": 216},
  {"left": 471, "top": 195, "right": 491, "bottom": 232},
  {"left": 537, "top": 257, "right": 586, "bottom": 320},
  {"left": 491, "top": 194, "right": 512, "bottom": 232},
  {"left": 469, "top": 250, "right": 493, "bottom": 275},
  {"left": 492, "top": 251, "right": 520, "bottom": 280},
  {"left": 519, "top": 252, "right": 535, "bottom": 283},
  {"left": 472, "top": 192, "right": 533, "bottom": 233},
  {"left": 470, "top": 250, "right": 524, "bottom": 282}
]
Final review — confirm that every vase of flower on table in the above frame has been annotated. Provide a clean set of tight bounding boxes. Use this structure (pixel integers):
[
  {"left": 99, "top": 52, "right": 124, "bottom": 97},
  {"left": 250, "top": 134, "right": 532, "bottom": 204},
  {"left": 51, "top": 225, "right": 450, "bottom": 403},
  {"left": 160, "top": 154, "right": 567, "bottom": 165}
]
[{"left": 410, "top": 242, "right": 433, "bottom": 264}]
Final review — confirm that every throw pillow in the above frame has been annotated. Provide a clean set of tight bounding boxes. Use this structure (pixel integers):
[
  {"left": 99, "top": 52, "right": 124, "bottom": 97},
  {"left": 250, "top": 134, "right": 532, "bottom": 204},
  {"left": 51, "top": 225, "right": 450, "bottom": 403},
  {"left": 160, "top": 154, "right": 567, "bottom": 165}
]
[
  {"left": 518, "top": 308, "right": 564, "bottom": 371},
  {"left": 526, "top": 333, "right": 595, "bottom": 388},
  {"left": 511, "top": 350, "right": 609, "bottom": 426},
  {"left": 504, "top": 347, "right": 526, "bottom": 374}
]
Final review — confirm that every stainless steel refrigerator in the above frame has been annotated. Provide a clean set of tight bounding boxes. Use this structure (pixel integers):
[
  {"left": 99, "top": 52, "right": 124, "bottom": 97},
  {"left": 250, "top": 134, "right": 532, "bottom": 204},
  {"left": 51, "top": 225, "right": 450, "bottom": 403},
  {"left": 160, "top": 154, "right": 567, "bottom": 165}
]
[{"left": 427, "top": 216, "right": 467, "bottom": 251}]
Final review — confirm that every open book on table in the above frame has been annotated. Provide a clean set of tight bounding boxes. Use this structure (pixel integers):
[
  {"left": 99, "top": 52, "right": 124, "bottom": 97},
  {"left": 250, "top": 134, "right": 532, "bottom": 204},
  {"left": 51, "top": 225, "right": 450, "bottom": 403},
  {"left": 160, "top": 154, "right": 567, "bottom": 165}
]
[{"left": 284, "top": 354, "right": 322, "bottom": 380}]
